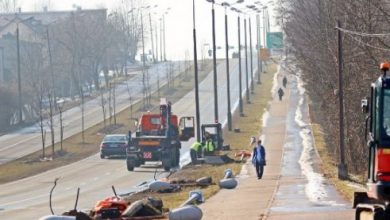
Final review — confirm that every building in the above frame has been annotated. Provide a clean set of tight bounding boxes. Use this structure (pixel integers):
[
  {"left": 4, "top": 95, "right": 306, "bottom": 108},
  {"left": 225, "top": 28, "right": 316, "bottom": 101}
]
[{"left": 0, "top": 8, "right": 107, "bottom": 84}]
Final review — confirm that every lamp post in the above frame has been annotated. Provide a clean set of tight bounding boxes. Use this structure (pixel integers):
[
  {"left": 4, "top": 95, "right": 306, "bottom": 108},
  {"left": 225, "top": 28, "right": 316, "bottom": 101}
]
[
  {"left": 206, "top": 0, "right": 219, "bottom": 123},
  {"left": 57, "top": 99, "right": 65, "bottom": 152},
  {"left": 222, "top": 2, "right": 232, "bottom": 131},
  {"left": 249, "top": 16, "right": 254, "bottom": 94},
  {"left": 256, "top": 12, "right": 262, "bottom": 83},
  {"left": 16, "top": 23, "right": 22, "bottom": 124},
  {"left": 231, "top": 7, "right": 244, "bottom": 116},
  {"left": 244, "top": 18, "right": 250, "bottom": 104},
  {"left": 193, "top": 0, "right": 201, "bottom": 142}
]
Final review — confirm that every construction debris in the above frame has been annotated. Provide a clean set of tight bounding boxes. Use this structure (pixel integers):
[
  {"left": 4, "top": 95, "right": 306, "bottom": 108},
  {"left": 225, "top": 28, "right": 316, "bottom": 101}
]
[
  {"left": 92, "top": 196, "right": 128, "bottom": 219},
  {"left": 168, "top": 205, "right": 203, "bottom": 220},
  {"left": 39, "top": 216, "right": 76, "bottom": 220},
  {"left": 195, "top": 176, "right": 212, "bottom": 187},
  {"left": 122, "top": 197, "right": 163, "bottom": 217}
]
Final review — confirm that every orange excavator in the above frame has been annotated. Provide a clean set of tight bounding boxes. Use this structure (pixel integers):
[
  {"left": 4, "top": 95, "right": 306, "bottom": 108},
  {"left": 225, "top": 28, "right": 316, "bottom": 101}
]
[{"left": 354, "top": 62, "right": 390, "bottom": 219}]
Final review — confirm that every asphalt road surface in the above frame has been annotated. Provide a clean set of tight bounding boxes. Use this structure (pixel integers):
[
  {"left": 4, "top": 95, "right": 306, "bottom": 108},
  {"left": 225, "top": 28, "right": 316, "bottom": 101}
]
[{"left": 0, "top": 62, "right": 183, "bottom": 164}]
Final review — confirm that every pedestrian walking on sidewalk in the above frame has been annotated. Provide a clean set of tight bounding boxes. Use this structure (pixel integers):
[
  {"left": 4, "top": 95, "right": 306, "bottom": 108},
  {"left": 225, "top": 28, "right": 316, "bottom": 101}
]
[
  {"left": 278, "top": 88, "right": 284, "bottom": 101},
  {"left": 252, "top": 140, "right": 266, "bottom": 179},
  {"left": 283, "top": 76, "right": 288, "bottom": 88}
]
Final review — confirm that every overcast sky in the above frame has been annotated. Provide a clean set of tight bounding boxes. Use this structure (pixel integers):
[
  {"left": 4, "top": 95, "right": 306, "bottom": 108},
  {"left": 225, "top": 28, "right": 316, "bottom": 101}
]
[{"left": 18, "top": 0, "right": 277, "bottom": 60}]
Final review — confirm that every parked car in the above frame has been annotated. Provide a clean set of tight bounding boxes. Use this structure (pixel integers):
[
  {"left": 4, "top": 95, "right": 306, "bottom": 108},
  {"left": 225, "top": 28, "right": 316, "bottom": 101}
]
[{"left": 100, "top": 134, "right": 129, "bottom": 159}]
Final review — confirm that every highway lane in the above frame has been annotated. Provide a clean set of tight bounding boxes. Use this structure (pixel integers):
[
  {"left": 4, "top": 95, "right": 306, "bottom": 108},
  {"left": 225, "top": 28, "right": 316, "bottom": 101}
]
[
  {"left": 0, "top": 58, "right": 259, "bottom": 219},
  {"left": 0, "top": 62, "right": 184, "bottom": 164}
]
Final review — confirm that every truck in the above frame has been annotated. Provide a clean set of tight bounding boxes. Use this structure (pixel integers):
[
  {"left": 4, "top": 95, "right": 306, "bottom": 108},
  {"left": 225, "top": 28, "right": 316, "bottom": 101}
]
[
  {"left": 354, "top": 62, "right": 390, "bottom": 220},
  {"left": 126, "top": 98, "right": 194, "bottom": 171}
]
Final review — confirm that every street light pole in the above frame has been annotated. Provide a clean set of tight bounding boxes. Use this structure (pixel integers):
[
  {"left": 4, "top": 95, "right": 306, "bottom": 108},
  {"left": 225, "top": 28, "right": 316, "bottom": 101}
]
[
  {"left": 16, "top": 24, "right": 22, "bottom": 124},
  {"left": 244, "top": 18, "right": 250, "bottom": 104},
  {"left": 237, "top": 15, "right": 244, "bottom": 116},
  {"left": 223, "top": 4, "right": 232, "bottom": 131},
  {"left": 209, "top": 0, "right": 219, "bottom": 123},
  {"left": 249, "top": 17, "right": 254, "bottom": 94},
  {"left": 193, "top": 0, "right": 201, "bottom": 142},
  {"left": 160, "top": 18, "right": 163, "bottom": 62},
  {"left": 149, "top": 12, "right": 155, "bottom": 63},
  {"left": 141, "top": 12, "right": 146, "bottom": 110},
  {"left": 256, "top": 13, "right": 262, "bottom": 84},
  {"left": 163, "top": 14, "right": 167, "bottom": 61}
]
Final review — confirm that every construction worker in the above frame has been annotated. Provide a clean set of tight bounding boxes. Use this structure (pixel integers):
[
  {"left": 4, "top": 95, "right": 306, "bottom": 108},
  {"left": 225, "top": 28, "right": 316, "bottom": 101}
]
[
  {"left": 203, "top": 137, "right": 215, "bottom": 156},
  {"left": 190, "top": 141, "right": 202, "bottom": 165}
]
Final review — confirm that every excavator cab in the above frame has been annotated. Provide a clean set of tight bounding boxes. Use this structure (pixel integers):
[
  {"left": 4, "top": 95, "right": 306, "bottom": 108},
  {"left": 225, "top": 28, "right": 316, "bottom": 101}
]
[
  {"left": 201, "top": 123, "right": 224, "bottom": 150},
  {"left": 354, "top": 62, "right": 390, "bottom": 219},
  {"left": 179, "top": 117, "right": 195, "bottom": 141}
]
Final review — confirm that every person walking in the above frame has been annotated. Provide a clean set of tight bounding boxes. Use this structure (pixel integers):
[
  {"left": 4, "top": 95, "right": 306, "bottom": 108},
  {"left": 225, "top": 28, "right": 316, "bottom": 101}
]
[
  {"left": 252, "top": 139, "right": 266, "bottom": 179},
  {"left": 278, "top": 87, "right": 284, "bottom": 101},
  {"left": 282, "top": 76, "right": 288, "bottom": 88},
  {"left": 190, "top": 141, "right": 202, "bottom": 165}
]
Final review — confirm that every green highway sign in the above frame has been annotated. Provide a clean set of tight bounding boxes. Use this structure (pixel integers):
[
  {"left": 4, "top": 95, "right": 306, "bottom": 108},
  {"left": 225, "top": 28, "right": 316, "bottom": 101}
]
[{"left": 266, "top": 32, "right": 283, "bottom": 49}]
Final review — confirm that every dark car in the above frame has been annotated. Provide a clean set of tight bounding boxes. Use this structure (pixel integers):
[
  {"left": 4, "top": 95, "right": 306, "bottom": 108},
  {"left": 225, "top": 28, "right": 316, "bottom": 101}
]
[{"left": 100, "top": 134, "right": 129, "bottom": 159}]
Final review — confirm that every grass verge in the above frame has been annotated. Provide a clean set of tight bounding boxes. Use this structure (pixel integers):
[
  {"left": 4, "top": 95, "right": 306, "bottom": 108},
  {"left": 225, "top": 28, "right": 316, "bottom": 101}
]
[
  {"left": 311, "top": 115, "right": 365, "bottom": 202},
  {"left": 0, "top": 60, "right": 216, "bottom": 184}
]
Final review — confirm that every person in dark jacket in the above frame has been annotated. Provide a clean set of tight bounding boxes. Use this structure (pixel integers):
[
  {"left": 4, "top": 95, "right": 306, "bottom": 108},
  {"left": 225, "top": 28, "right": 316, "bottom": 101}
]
[
  {"left": 283, "top": 76, "right": 288, "bottom": 88},
  {"left": 278, "top": 88, "right": 284, "bottom": 101},
  {"left": 252, "top": 139, "right": 266, "bottom": 179}
]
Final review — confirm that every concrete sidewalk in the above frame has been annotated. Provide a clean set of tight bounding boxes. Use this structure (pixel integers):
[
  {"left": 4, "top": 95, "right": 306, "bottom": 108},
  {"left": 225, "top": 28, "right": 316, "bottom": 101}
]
[{"left": 199, "top": 72, "right": 289, "bottom": 220}]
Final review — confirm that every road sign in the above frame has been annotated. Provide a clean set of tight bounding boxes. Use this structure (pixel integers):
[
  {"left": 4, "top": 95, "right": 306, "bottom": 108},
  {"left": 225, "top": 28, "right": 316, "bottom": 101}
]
[{"left": 266, "top": 32, "right": 283, "bottom": 49}]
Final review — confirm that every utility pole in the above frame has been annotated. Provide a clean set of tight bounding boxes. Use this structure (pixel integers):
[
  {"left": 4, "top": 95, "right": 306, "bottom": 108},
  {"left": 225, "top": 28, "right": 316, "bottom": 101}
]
[
  {"left": 193, "top": 0, "right": 201, "bottom": 142},
  {"left": 244, "top": 18, "right": 250, "bottom": 104},
  {"left": 249, "top": 17, "right": 254, "bottom": 94},
  {"left": 224, "top": 5, "right": 232, "bottom": 131},
  {"left": 337, "top": 20, "right": 348, "bottom": 180},
  {"left": 211, "top": 1, "right": 219, "bottom": 123},
  {"left": 16, "top": 24, "right": 22, "bottom": 124}
]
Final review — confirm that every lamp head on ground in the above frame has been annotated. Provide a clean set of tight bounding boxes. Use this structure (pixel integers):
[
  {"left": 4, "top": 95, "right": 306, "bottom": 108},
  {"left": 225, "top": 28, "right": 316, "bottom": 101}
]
[
  {"left": 206, "top": 0, "right": 215, "bottom": 3},
  {"left": 237, "top": 0, "right": 245, "bottom": 3}
]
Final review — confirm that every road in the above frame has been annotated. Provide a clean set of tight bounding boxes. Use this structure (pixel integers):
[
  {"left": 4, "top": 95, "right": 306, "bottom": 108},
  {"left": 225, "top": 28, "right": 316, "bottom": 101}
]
[
  {"left": 0, "top": 62, "right": 184, "bottom": 164},
  {"left": 0, "top": 58, "right": 259, "bottom": 218}
]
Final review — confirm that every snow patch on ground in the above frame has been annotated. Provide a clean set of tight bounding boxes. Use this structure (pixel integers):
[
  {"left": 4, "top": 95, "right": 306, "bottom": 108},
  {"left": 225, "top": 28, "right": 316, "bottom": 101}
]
[{"left": 295, "top": 73, "right": 342, "bottom": 206}]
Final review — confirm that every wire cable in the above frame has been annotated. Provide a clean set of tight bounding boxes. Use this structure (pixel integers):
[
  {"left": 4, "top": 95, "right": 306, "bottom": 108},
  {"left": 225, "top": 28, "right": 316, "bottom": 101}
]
[{"left": 336, "top": 26, "right": 390, "bottom": 37}]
